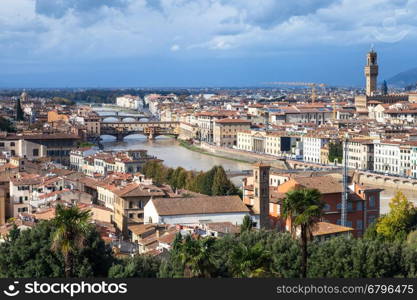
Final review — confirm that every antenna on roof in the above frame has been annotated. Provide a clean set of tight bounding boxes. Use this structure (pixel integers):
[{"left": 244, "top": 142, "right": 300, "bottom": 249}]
[{"left": 341, "top": 132, "right": 349, "bottom": 227}]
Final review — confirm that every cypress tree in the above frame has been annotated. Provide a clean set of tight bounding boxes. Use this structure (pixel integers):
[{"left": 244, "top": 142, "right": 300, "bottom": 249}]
[
  {"left": 212, "top": 166, "right": 232, "bottom": 195},
  {"left": 16, "top": 98, "right": 24, "bottom": 121},
  {"left": 381, "top": 80, "right": 388, "bottom": 95}
]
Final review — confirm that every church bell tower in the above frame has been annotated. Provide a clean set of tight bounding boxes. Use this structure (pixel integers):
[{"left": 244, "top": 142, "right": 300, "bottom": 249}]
[{"left": 252, "top": 162, "right": 270, "bottom": 229}]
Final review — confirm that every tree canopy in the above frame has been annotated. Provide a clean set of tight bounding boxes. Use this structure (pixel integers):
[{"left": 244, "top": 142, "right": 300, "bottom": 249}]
[
  {"left": 328, "top": 141, "right": 343, "bottom": 163},
  {"left": 376, "top": 191, "right": 417, "bottom": 241},
  {"left": 142, "top": 162, "right": 240, "bottom": 196},
  {"left": 0, "top": 117, "right": 15, "bottom": 132},
  {"left": 0, "top": 220, "right": 114, "bottom": 278}
]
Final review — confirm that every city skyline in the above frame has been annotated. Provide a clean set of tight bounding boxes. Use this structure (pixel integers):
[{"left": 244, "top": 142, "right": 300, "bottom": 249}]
[{"left": 1, "top": 0, "right": 417, "bottom": 88}]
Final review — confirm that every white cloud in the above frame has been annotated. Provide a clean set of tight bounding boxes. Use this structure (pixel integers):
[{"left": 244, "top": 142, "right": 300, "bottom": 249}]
[
  {"left": 170, "top": 44, "right": 180, "bottom": 51},
  {"left": 1, "top": 0, "right": 417, "bottom": 62}
]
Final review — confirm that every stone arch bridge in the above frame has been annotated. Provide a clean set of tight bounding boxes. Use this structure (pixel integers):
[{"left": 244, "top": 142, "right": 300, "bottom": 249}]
[
  {"left": 100, "top": 121, "right": 180, "bottom": 141},
  {"left": 99, "top": 113, "right": 149, "bottom": 122}
]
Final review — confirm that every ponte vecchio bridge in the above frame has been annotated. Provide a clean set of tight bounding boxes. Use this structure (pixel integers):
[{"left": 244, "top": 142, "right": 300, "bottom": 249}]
[
  {"left": 98, "top": 112, "right": 149, "bottom": 123},
  {"left": 100, "top": 121, "right": 180, "bottom": 140}
]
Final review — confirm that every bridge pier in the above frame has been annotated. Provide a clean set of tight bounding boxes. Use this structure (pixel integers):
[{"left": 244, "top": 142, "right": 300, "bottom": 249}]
[{"left": 116, "top": 133, "right": 125, "bottom": 141}]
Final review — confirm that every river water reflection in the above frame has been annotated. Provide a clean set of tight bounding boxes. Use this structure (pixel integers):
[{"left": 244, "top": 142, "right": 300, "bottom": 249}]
[{"left": 101, "top": 135, "right": 250, "bottom": 173}]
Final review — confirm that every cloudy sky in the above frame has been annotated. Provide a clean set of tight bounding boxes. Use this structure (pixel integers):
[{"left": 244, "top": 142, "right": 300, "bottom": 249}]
[{"left": 1, "top": 0, "right": 416, "bottom": 88}]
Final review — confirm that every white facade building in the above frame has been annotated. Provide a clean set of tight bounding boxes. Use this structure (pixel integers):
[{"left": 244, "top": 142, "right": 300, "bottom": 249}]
[
  {"left": 374, "top": 141, "right": 404, "bottom": 176},
  {"left": 116, "top": 95, "right": 143, "bottom": 110},
  {"left": 302, "top": 136, "right": 329, "bottom": 163},
  {"left": 346, "top": 139, "right": 374, "bottom": 171}
]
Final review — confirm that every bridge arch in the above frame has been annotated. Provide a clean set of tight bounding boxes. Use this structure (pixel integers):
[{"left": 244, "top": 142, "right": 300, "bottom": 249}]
[
  {"left": 102, "top": 117, "right": 119, "bottom": 123},
  {"left": 121, "top": 117, "right": 136, "bottom": 122}
]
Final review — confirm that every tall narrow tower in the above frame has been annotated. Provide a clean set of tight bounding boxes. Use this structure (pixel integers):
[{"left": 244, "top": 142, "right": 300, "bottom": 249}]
[
  {"left": 365, "top": 48, "right": 378, "bottom": 96},
  {"left": 252, "top": 162, "right": 270, "bottom": 229}
]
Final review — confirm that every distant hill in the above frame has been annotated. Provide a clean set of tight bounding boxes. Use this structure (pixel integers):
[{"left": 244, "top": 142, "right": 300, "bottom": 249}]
[{"left": 388, "top": 68, "right": 417, "bottom": 87}]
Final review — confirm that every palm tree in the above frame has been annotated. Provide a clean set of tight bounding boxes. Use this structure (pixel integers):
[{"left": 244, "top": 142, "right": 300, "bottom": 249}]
[
  {"left": 51, "top": 204, "right": 92, "bottom": 277},
  {"left": 282, "top": 188, "right": 324, "bottom": 278},
  {"left": 177, "top": 235, "right": 215, "bottom": 278},
  {"left": 230, "top": 242, "right": 271, "bottom": 278}
]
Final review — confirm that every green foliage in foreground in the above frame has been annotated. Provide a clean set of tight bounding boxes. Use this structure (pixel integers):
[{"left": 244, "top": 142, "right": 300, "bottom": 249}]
[
  {"left": 3, "top": 224, "right": 417, "bottom": 278},
  {"left": 155, "top": 230, "right": 417, "bottom": 278},
  {"left": 142, "top": 161, "right": 240, "bottom": 196},
  {"left": 108, "top": 255, "right": 161, "bottom": 278},
  {"left": 0, "top": 221, "right": 114, "bottom": 278}
]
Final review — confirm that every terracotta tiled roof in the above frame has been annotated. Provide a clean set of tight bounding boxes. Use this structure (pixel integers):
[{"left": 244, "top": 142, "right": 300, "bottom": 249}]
[
  {"left": 128, "top": 224, "right": 156, "bottom": 235},
  {"left": 292, "top": 176, "right": 343, "bottom": 194},
  {"left": 158, "top": 231, "right": 178, "bottom": 245},
  {"left": 215, "top": 118, "right": 251, "bottom": 124},
  {"left": 312, "top": 221, "right": 353, "bottom": 236},
  {"left": 115, "top": 183, "right": 165, "bottom": 198},
  {"left": 151, "top": 195, "right": 249, "bottom": 216}
]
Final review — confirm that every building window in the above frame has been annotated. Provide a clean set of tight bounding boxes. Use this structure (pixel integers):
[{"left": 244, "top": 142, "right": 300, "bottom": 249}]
[
  {"left": 33, "top": 149, "right": 39, "bottom": 157},
  {"left": 17, "top": 207, "right": 28, "bottom": 213},
  {"left": 369, "top": 195, "right": 375, "bottom": 208},
  {"left": 357, "top": 201, "right": 363, "bottom": 211},
  {"left": 323, "top": 204, "right": 330, "bottom": 211},
  {"left": 357, "top": 220, "right": 363, "bottom": 230}
]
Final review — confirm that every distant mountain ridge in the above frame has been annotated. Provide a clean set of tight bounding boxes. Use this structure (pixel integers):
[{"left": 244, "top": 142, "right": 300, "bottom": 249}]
[{"left": 388, "top": 68, "right": 417, "bottom": 87}]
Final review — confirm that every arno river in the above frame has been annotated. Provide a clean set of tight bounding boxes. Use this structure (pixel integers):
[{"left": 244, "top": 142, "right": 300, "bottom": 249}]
[
  {"left": 101, "top": 136, "right": 250, "bottom": 187},
  {"left": 101, "top": 135, "right": 250, "bottom": 173},
  {"left": 97, "top": 108, "right": 416, "bottom": 213}
]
